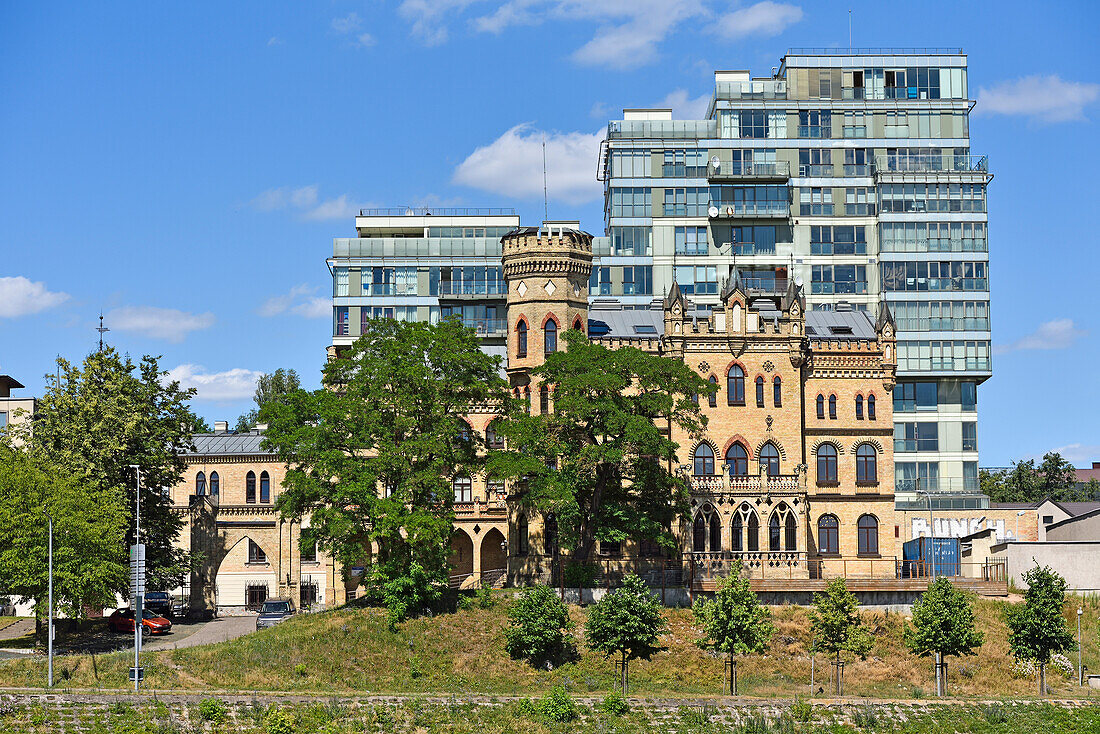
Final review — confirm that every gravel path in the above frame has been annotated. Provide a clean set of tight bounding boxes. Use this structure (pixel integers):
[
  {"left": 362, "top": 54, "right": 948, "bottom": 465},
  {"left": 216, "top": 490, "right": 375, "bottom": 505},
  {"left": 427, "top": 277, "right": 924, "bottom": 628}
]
[{"left": 143, "top": 614, "right": 257, "bottom": 652}]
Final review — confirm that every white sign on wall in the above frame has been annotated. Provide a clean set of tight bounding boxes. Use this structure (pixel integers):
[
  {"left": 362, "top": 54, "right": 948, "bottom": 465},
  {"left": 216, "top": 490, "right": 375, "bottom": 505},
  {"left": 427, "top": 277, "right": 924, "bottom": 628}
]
[{"left": 911, "top": 517, "right": 1010, "bottom": 541}]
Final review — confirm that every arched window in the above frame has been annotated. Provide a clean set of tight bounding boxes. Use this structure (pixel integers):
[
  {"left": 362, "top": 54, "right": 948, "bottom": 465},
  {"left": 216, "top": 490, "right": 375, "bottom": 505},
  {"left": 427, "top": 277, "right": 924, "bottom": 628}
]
[
  {"left": 246, "top": 471, "right": 257, "bottom": 504},
  {"left": 731, "top": 504, "right": 759, "bottom": 553},
  {"left": 769, "top": 513, "right": 782, "bottom": 551},
  {"left": 453, "top": 475, "right": 472, "bottom": 502},
  {"left": 693, "top": 443, "right": 715, "bottom": 476},
  {"left": 486, "top": 420, "right": 505, "bottom": 449},
  {"left": 195, "top": 471, "right": 206, "bottom": 496},
  {"left": 693, "top": 514, "right": 707, "bottom": 552},
  {"left": 726, "top": 443, "right": 749, "bottom": 476},
  {"left": 858, "top": 515, "right": 879, "bottom": 555},
  {"left": 855, "top": 395, "right": 864, "bottom": 420},
  {"left": 708, "top": 375, "right": 718, "bottom": 407},
  {"left": 487, "top": 475, "right": 505, "bottom": 497},
  {"left": 457, "top": 420, "right": 471, "bottom": 442},
  {"left": 755, "top": 376, "right": 765, "bottom": 407},
  {"left": 544, "top": 319, "right": 558, "bottom": 354},
  {"left": 517, "top": 514, "right": 529, "bottom": 555},
  {"left": 539, "top": 384, "right": 550, "bottom": 414},
  {"left": 259, "top": 471, "right": 271, "bottom": 503},
  {"left": 818, "top": 515, "right": 839, "bottom": 554},
  {"left": 727, "top": 365, "right": 745, "bottom": 406},
  {"left": 209, "top": 471, "right": 219, "bottom": 496},
  {"left": 516, "top": 320, "right": 528, "bottom": 357},
  {"left": 773, "top": 376, "right": 782, "bottom": 407},
  {"left": 868, "top": 394, "right": 876, "bottom": 420},
  {"left": 817, "top": 444, "right": 838, "bottom": 483},
  {"left": 816, "top": 394, "right": 825, "bottom": 419},
  {"left": 760, "top": 442, "right": 780, "bottom": 477},
  {"left": 731, "top": 512, "right": 743, "bottom": 552},
  {"left": 747, "top": 510, "right": 760, "bottom": 551},
  {"left": 523, "top": 386, "right": 531, "bottom": 414},
  {"left": 572, "top": 316, "right": 584, "bottom": 332},
  {"left": 710, "top": 513, "right": 722, "bottom": 552},
  {"left": 785, "top": 511, "right": 797, "bottom": 551},
  {"left": 828, "top": 394, "right": 837, "bottom": 419},
  {"left": 856, "top": 444, "right": 878, "bottom": 483}
]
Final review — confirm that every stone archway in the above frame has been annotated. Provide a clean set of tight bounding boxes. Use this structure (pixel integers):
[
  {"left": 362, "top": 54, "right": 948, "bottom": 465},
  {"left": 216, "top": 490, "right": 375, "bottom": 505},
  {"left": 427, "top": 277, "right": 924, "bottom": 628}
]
[
  {"left": 211, "top": 534, "right": 277, "bottom": 612},
  {"left": 450, "top": 529, "right": 474, "bottom": 583},
  {"left": 479, "top": 528, "right": 507, "bottom": 586}
]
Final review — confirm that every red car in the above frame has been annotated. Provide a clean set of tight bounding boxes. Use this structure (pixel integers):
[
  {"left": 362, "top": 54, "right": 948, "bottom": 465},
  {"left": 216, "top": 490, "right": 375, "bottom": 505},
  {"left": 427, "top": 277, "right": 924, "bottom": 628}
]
[{"left": 108, "top": 608, "right": 172, "bottom": 636}]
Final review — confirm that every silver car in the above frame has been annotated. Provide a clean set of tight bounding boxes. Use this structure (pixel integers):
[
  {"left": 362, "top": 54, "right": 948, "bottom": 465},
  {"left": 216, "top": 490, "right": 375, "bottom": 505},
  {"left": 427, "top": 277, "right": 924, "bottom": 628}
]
[{"left": 255, "top": 598, "right": 296, "bottom": 630}]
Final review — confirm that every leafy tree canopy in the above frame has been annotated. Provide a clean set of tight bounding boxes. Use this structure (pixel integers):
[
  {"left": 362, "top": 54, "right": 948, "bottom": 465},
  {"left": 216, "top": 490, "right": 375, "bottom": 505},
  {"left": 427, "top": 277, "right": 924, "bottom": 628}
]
[
  {"left": 981, "top": 452, "right": 1085, "bottom": 503},
  {"left": 585, "top": 574, "right": 668, "bottom": 665},
  {"left": 489, "top": 330, "right": 710, "bottom": 562},
  {"left": 0, "top": 447, "right": 128, "bottom": 618},
  {"left": 236, "top": 368, "right": 301, "bottom": 432},
  {"left": 904, "top": 577, "right": 984, "bottom": 659},
  {"left": 260, "top": 318, "right": 510, "bottom": 617},
  {"left": 21, "top": 348, "right": 199, "bottom": 591},
  {"left": 1006, "top": 564, "right": 1075, "bottom": 666},
  {"left": 504, "top": 585, "right": 574, "bottom": 666},
  {"left": 694, "top": 566, "right": 774, "bottom": 657},
  {"left": 809, "top": 578, "right": 873, "bottom": 661}
]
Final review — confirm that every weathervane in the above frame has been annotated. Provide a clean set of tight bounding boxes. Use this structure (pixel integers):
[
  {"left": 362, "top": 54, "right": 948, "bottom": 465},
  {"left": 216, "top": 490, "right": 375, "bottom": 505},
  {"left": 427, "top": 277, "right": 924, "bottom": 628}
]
[{"left": 97, "top": 313, "right": 110, "bottom": 351}]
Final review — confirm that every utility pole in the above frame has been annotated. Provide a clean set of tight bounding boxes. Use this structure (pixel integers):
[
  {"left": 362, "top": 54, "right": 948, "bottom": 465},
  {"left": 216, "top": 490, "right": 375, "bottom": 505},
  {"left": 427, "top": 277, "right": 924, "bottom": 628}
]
[
  {"left": 1079, "top": 607, "right": 1084, "bottom": 686},
  {"left": 44, "top": 510, "right": 53, "bottom": 688},
  {"left": 129, "top": 465, "right": 143, "bottom": 692}
]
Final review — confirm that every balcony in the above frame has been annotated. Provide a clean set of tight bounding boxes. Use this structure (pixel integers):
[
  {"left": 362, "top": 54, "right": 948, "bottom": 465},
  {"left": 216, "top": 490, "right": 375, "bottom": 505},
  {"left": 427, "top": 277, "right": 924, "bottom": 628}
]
[
  {"left": 708, "top": 201, "right": 790, "bottom": 218},
  {"left": 358, "top": 207, "right": 515, "bottom": 217},
  {"left": 449, "top": 318, "right": 507, "bottom": 338},
  {"left": 707, "top": 161, "right": 790, "bottom": 182},
  {"left": 715, "top": 80, "right": 787, "bottom": 100},
  {"left": 607, "top": 119, "right": 717, "bottom": 140},
  {"left": 797, "top": 164, "right": 834, "bottom": 177},
  {"left": 873, "top": 155, "right": 991, "bottom": 184},
  {"left": 437, "top": 281, "right": 508, "bottom": 297},
  {"left": 688, "top": 473, "right": 803, "bottom": 495}
]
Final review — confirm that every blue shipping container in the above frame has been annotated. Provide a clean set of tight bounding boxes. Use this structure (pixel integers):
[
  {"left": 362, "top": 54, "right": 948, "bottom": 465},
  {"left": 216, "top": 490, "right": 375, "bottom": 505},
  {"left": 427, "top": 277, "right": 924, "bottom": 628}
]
[{"left": 902, "top": 536, "right": 960, "bottom": 578}]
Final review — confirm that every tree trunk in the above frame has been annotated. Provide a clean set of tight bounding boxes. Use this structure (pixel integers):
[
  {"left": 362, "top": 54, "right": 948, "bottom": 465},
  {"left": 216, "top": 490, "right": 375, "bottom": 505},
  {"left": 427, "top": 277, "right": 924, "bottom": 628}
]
[
  {"left": 1039, "top": 663, "right": 1046, "bottom": 696},
  {"left": 621, "top": 652, "right": 629, "bottom": 695},
  {"left": 935, "top": 651, "right": 943, "bottom": 697},
  {"left": 730, "top": 656, "right": 737, "bottom": 696}
]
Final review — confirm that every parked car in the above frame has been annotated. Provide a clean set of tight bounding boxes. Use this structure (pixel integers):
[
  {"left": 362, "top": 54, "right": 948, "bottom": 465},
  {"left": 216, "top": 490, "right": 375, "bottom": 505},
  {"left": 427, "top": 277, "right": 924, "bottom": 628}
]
[
  {"left": 142, "top": 591, "right": 174, "bottom": 618},
  {"left": 108, "top": 608, "right": 172, "bottom": 636},
  {"left": 256, "top": 598, "right": 296, "bottom": 630}
]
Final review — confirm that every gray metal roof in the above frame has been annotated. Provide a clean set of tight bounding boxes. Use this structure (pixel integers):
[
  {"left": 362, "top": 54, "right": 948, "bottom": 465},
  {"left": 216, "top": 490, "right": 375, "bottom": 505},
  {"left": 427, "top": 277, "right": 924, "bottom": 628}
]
[
  {"left": 804, "top": 309, "right": 877, "bottom": 340},
  {"left": 588, "top": 305, "right": 664, "bottom": 340},
  {"left": 184, "top": 431, "right": 273, "bottom": 456}
]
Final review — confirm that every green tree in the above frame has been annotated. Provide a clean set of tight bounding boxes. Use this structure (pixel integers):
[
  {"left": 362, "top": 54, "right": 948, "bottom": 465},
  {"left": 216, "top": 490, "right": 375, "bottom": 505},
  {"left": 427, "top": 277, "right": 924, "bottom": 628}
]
[
  {"left": 1006, "top": 564, "right": 1076, "bottom": 695},
  {"left": 809, "top": 578, "right": 873, "bottom": 695},
  {"left": 260, "top": 318, "right": 510, "bottom": 624},
  {"left": 235, "top": 368, "right": 301, "bottom": 432},
  {"left": 693, "top": 567, "right": 774, "bottom": 694},
  {"left": 982, "top": 453, "right": 1081, "bottom": 504},
  {"left": 585, "top": 574, "right": 668, "bottom": 694},
  {"left": 504, "top": 585, "right": 574, "bottom": 667},
  {"left": 490, "top": 330, "right": 709, "bottom": 565},
  {"left": 0, "top": 448, "right": 128, "bottom": 634},
  {"left": 904, "top": 577, "right": 985, "bottom": 696},
  {"left": 23, "top": 349, "right": 200, "bottom": 591}
]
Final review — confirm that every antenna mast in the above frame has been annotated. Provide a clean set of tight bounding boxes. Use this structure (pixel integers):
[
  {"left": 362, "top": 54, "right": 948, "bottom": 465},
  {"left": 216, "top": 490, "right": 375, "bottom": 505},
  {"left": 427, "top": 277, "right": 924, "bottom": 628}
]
[
  {"left": 542, "top": 138, "right": 548, "bottom": 222},
  {"left": 97, "top": 313, "right": 110, "bottom": 351},
  {"left": 848, "top": 9, "right": 852, "bottom": 48}
]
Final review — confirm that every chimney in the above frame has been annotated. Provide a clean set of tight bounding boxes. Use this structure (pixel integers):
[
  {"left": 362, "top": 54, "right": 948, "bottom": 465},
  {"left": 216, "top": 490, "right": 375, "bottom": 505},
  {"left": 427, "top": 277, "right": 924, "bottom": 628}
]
[{"left": 214, "top": 421, "right": 228, "bottom": 433}]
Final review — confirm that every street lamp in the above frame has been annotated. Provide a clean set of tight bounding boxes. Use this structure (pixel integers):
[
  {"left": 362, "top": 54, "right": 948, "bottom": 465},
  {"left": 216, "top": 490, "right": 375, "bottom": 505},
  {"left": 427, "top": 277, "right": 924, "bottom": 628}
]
[
  {"left": 128, "top": 465, "right": 143, "bottom": 693},
  {"left": 43, "top": 509, "right": 53, "bottom": 688}
]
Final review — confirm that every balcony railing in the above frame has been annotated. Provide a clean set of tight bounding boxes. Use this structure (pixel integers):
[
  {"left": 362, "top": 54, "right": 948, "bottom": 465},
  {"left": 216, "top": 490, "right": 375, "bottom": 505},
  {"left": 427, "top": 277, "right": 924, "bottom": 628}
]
[
  {"left": 797, "top": 164, "right": 834, "bottom": 177},
  {"left": 688, "top": 473, "right": 802, "bottom": 494},
  {"left": 811, "top": 282, "right": 869, "bottom": 295},
  {"left": 438, "top": 281, "right": 508, "bottom": 296},
  {"left": 709, "top": 201, "right": 790, "bottom": 218},
  {"left": 708, "top": 161, "right": 790, "bottom": 181},
  {"left": 358, "top": 207, "right": 516, "bottom": 217},
  {"left": 608, "top": 119, "right": 717, "bottom": 140},
  {"left": 716, "top": 241, "right": 777, "bottom": 256},
  {"left": 447, "top": 318, "right": 507, "bottom": 336},
  {"left": 787, "top": 47, "right": 963, "bottom": 55},
  {"left": 873, "top": 155, "right": 990, "bottom": 179},
  {"left": 715, "top": 80, "right": 787, "bottom": 100}
]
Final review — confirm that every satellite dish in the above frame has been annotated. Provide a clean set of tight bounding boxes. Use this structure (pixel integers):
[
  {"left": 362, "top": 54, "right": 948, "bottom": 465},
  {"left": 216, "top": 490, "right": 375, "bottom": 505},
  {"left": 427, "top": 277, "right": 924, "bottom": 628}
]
[
  {"left": 707, "top": 205, "right": 719, "bottom": 218},
  {"left": 710, "top": 155, "right": 720, "bottom": 171}
]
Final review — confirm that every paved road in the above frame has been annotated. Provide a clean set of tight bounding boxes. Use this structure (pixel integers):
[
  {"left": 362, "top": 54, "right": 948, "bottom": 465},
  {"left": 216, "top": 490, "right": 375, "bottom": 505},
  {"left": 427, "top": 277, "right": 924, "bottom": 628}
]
[{"left": 144, "top": 615, "right": 257, "bottom": 651}]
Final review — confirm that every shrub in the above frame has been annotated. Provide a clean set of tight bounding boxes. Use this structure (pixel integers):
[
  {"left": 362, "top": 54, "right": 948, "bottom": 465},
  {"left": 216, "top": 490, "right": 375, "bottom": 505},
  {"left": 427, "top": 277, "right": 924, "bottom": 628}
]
[
  {"left": 293, "top": 663, "right": 308, "bottom": 677},
  {"left": 790, "top": 697, "right": 812, "bottom": 723},
  {"left": 538, "top": 685, "right": 578, "bottom": 723},
  {"left": 382, "top": 563, "right": 444, "bottom": 629},
  {"left": 504, "top": 585, "right": 574, "bottom": 666},
  {"left": 477, "top": 586, "right": 495, "bottom": 609},
  {"left": 599, "top": 690, "right": 629, "bottom": 716},
  {"left": 851, "top": 705, "right": 879, "bottom": 729},
  {"left": 677, "top": 704, "right": 712, "bottom": 726},
  {"left": 197, "top": 698, "right": 227, "bottom": 723},
  {"left": 264, "top": 707, "right": 295, "bottom": 734},
  {"left": 563, "top": 562, "right": 597, "bottom": 588},
  {"left": 982, "top": 703, "right": 1008, "bottom": 724}
]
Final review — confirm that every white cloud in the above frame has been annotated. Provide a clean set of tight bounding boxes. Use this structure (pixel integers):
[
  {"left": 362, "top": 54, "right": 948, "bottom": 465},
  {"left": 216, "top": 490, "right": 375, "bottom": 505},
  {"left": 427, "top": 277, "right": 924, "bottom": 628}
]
[
  {"left": 712, "top": 1, "right": 802, "bottom": 40},
  {"left": 267, "top": 36, "right": 283, "bottom": 47},
  {"left": 566, "top": 0, "right": 705, "bottom": 70},
  {"left": 247, "top": 185, "right": 363, "bottom": 221},
  {"left": 399, "top": 0, "right": 479, "bottom": 46},
  {"left": 657, "top": 88, "right": 711, "bottom": 119},
  {"left": 258, "top": 284, "right": 315, "bottom": 317},
  {"left": 1045, "top": 444, "right": 1100, "bottom": 468},
  {"left": 0, "top": 276, "right": 69, "bottom": 318},
  {"left": 994, "top": 318, "right": 1087, "bottom": 355},
  {"left": 977, "top": 75, "right": 1100, "bottom": 123},
  {"left": 167, "top": 364, "right": 265, "bottom": 403},
  {"left": 107, "top": 306, "right": 215, "bottom": 343},
  {"left": 473, "top": 0, "right": 544, "bottom": 33},
  {"left": 356, "top": 33, "right": 376, "bottom": 48},
  {"left": 331, "top": 12, "right": 362, "bottom": 33},
  {"left": 291, "top": 297, "right": 332, "bottom": 319},
  {"left": 453, "top": 123, "right": 604, "bottom": 205}
]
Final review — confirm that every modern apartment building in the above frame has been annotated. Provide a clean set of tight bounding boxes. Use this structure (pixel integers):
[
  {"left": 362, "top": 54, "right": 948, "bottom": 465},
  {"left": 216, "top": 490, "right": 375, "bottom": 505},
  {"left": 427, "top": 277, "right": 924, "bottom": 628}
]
[
  {"left": 598, "top": 48, "right": 991, "bottom": 510},
  {"left": 329, "top": 48, "right": 992, "bottom": 511}
]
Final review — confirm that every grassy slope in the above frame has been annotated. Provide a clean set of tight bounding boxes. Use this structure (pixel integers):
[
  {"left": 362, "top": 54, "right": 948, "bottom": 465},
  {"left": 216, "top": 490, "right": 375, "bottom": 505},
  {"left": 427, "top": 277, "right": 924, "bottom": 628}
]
[{"left": 2, "top": 594, "right": 1100, "bottom": 699}]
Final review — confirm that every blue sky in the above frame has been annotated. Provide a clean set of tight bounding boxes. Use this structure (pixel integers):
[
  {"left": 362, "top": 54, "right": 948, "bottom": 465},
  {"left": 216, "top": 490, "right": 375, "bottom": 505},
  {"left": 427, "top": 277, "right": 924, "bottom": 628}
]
[{"left": 1, "top": 1, "right": 1098, "bottom": 466}]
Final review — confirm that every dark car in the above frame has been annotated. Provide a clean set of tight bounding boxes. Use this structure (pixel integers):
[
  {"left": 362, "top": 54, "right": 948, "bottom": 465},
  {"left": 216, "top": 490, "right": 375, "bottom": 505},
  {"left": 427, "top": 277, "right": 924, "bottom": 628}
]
[
  {"left": 256, "top": 598, "right": 296, "bottom": 630},
  {"left": 108, "top": 608, "right": 172, "bottom": 636},
  {"left": 143, "top": 591, "right": 174, "bottom": 618}
]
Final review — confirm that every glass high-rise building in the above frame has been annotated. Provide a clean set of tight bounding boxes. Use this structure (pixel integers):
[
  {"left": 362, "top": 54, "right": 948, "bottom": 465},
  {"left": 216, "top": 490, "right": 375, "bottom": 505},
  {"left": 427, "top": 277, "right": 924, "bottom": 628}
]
[{"left": 599, "top": 49, "right": 990, "bottom": 508}]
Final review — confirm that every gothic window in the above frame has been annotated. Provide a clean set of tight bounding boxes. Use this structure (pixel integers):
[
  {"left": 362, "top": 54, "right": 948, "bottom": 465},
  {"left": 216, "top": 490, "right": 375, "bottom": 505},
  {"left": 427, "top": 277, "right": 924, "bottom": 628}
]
[
  {"left": 517, "top": 514, "right": 529, "bottom": 555},
  {"left": 246, "top": 471, "right": 256, "bottom": 504},
  {"left": 733, "top": 504, "right": 761, "bottom": 552},
  {"left": 693, "top": 443, "right": 716, "bottom": 475},
  {"left": 209, "top": 471, "right": 219, "bottom": 496},
  {"left": 760, "top": 442, "right": 780, "bottom": 476},
  {"left": 517, "top": 320, "right": 528, "bottom": 357},
  {"left": 773, "top": 376, "right": 782, "bottom": 407},
  {"left": 755, "top": 376, "right": 765, "bottom": 407},
  {"left": 855, "top": 395, "right": 864, "bottom": 419},
  {"left": 260, "top": 471, "right": 271, "bottom": 503},
  {"left": 708, "top": 375, "right": 718, "bottom": 407},
  {"left": 829, "top": 394, "right": 837, "bottom": 419},
  {"left": 727, "top": 365, "right": 745, "bottom": 405},
  {"left": 539, "top": 384, "right": 550, "bottom": 414},
  {"left": 544, "top": 319, "right": 558, "bottom": 354},
  {"left": 816, "top": 394, "right": 825, "bottom": 419},
  {"left": 726, "top": 443, "right": 749, "bottom": 476},
  {"left": 195, "top": 471, "right": 206, "bottom": 496},
  {"left": 868, "top": 394, "right": 877, "bottom": 420}
]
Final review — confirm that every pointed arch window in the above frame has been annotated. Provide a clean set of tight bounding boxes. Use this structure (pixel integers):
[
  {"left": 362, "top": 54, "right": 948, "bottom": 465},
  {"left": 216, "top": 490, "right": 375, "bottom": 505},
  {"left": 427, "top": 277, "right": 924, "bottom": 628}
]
[
  {"left": 816, "top": 394, "right": 825, "bottom": 419},
  {"left": 856, "top": 443, "right": 878, "bottom": 483},
  {"left": 246, "top": 471, "right": 257, "bottom": 504},
  {"left": 828, "top": 394, "right": 837, "bottom": 419},
  {"left": 572, "top": 316, "right": 584, "bottom": 333},
  {"left": 693, "top": 514, "right": 707, "bottom": 552},
  {"left": 818, "top": 514, "right": 839, "bottom": 554},
  {"left": 539, "top": 384, "right": 550, "bottom": 414},
  {"left": 732, "top": 504, "right": 759, "bottom": 552},
  {"left": 195, "top": 471, "right": 206, "bottom": 496},
  {"left": 517, "top": 514, "right": 529, "bottom": 555},
  {"left": 726, "top": 443, "right": 749, "bottom": 476},
  {"left": 855, "top": 395, "right": 864, "bottom": 420},
  {"left": 516, "top": 320, "right": 528, "bottom": 357},
  {"left": 785, "top": 511, "right": 797, "bottom": 550},
  {"left": 248, "top": 539, "right": 267, "bottom": 564},
  {"left": 260, "top": 471, "right": 271, "bottom": 503},
  {"left": 760, "top": 442, "right": 780, "bottom": 477},
  {"left": 544, "top": 319, "right": 558, "bottom": 354},
  {"left": 727, "top": 365, "right": 745, "bottom": 406},
  {"left": 773, "top": 376, "right": 782, "bottom": 407},
  {"left": 693, "top": 443, "right": 715, "bottom": 476},
  {"left": 868, "top": 394, "right": 876, "bottom": 420},
  {"left": 710, "top": 512, "right": 722, "bottom": 552},
  {"left": 708, "top": 375, "right": 718, "bottom": 407},
  {"left": 858, "top": 514, "right": 879, "bottom": 555},
  {"left": 209, "top": 471, "right": 219, "bottom": 497},
  {"left": 755, "top": 376, "right": 765, "bottom": 407},
  {"left": 817, "top": 443, "right": 838, "bottom": 483}
]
